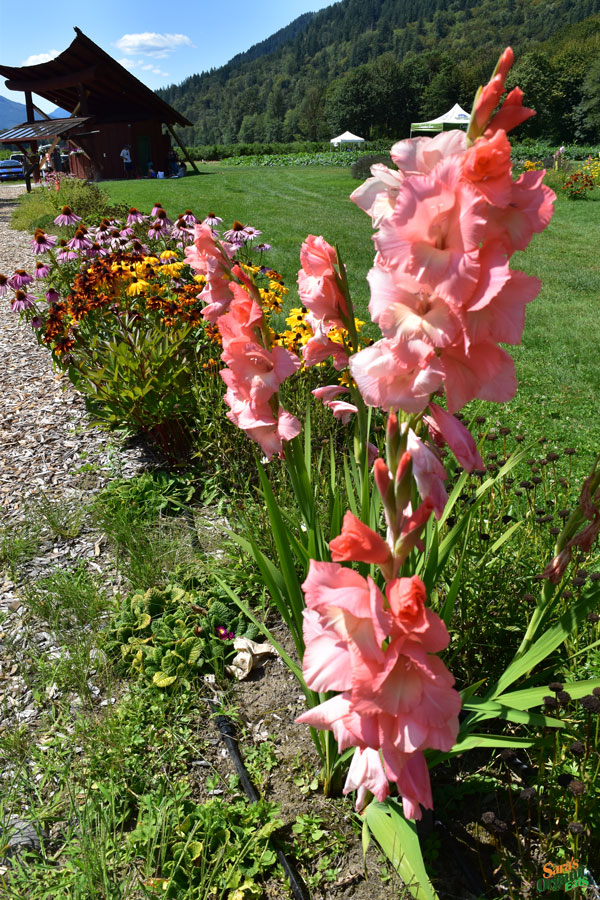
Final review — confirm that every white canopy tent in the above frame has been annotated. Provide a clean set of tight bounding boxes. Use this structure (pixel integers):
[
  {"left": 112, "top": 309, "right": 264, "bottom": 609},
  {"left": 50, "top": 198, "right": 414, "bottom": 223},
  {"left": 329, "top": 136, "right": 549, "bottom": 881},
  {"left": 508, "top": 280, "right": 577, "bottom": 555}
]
[
  {"left": 410, "top": 103, "right": 470, "bottom": 137},
  {"left": 330, "top": 130, "right": 365, "bottom": 149}
]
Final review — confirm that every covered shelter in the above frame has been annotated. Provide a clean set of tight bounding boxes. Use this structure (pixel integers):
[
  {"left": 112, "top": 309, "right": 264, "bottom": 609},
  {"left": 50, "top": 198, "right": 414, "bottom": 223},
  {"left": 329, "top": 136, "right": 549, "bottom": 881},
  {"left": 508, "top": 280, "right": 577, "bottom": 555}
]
[
  {"left": 330, "top": 131, "right": 365, "bottom": 149},
  {"left": 410, "top": 103, "right": 470, "bottom": 137},
  {"left": 0, "top": 27, "right": 196, "bottom": 190}
]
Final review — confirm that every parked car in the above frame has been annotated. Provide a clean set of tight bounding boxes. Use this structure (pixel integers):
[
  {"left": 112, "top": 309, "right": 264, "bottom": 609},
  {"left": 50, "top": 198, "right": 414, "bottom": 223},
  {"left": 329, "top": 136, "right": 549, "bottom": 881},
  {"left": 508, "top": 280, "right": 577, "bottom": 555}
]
[{"left": 0, "top": 158, "right": 23, "bottom": 180}]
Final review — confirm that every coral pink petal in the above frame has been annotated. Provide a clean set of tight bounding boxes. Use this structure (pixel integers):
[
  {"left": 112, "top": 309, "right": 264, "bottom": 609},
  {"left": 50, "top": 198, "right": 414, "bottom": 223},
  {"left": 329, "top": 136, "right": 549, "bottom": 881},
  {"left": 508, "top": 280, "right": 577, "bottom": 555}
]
[{"left": 427, "top": 402, "right": 484, "bottom": 472}]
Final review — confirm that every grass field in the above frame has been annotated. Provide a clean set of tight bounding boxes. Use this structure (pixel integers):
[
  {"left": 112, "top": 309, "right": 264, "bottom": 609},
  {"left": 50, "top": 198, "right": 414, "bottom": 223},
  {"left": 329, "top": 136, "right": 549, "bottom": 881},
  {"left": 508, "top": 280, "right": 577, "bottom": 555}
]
[{"left": 102, "top": 165, "right": 600, "bottom": 471}]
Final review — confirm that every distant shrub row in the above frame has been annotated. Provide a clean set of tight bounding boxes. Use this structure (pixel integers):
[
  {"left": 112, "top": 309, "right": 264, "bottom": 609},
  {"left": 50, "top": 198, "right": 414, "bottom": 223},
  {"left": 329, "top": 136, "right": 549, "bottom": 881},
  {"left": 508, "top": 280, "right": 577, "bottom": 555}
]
[
  {"left": 185, "top": 140, "right": 394, "bottom": 161},
  {"left": 185, "top": 138, "right": 600, "bottom": 168},
  {"left": 510, "top": 139, "right": 600, "bottom": 161}
]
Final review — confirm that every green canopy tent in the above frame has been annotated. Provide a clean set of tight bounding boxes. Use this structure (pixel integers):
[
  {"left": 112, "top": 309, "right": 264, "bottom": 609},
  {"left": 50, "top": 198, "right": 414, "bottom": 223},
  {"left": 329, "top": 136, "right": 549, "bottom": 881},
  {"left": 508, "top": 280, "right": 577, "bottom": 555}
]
[{"left": 410, "top": 103, "right": 470, "bottom": 137}]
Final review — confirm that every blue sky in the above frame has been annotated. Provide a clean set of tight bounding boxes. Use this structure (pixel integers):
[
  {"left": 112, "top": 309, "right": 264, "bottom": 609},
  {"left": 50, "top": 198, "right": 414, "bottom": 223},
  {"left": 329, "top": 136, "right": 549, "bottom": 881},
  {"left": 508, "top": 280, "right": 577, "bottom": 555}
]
[{"left": 0, "top": 1, "right": 334, "bottom": 113}]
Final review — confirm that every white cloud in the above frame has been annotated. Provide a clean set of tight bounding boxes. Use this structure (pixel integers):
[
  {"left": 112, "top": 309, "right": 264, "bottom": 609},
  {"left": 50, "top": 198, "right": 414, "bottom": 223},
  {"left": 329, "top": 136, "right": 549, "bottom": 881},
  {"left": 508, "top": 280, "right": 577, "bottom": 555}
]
[
  {"left": 21, "top": 50, "right": 61, "bottom": 66},
  {"left": 118, "top": 57, "right": 139, "bottom": 70},
  {"left": 141, "top": 63, "right": 169, "bottom": 76},
  {"left": 114, "top": 33, "right": 192, "bottom": 59}
]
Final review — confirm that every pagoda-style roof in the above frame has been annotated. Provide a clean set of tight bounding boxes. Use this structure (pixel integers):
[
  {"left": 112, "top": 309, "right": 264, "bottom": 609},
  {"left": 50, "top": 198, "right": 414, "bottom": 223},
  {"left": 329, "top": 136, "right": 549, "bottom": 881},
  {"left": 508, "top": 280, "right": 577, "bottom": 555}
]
[{"left": 0, "top": 28, "right": 191, "bottom": 127}]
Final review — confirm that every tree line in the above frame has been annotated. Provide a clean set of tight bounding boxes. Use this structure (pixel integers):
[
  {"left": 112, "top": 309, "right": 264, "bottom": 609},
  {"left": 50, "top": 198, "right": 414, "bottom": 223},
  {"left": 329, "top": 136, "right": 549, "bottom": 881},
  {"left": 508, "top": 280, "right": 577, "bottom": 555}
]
[{"left": 157, "top": 0, "right": 600, "bottom": 146}]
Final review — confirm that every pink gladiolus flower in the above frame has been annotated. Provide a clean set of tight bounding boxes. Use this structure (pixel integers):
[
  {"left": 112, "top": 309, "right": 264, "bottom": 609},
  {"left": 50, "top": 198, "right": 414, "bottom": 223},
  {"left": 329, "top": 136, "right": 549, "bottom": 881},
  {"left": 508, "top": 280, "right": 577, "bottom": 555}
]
[
  {"left": 297, "top": 235, "right": 348, "bottom": 328},
  {"left": 427, "top": 402, "right": 484, "bottom": 472},
  {"left": 367, "top": 267, "right": 460, "bottom": 347},
  {"left": 405, "top": 429, "right": 448, "bottom": 518},
  {"left": 375, "top": 157, "right": 485, "bottom": 302},
  {"left": 487, "top": 170, "right": 555, "bottom": 253},
  {"left": 391, "top": 130, "right": 467, "bottom": 177},
  {"left": 485, "top": 87, "right": 535, "bottom": 138},
  {"left": 312, "top": 385, "right": 349, "bottom": 404},
  {"left": 462, "top": 130, "right": 513, "bottom": 207},
  {"left": 302, "top": 321, "right": 349, "bottom": 371},
  {"left": 226, "top": 401, "right": 301, "bottom": 460},
  {"left": 542, "top": 548, "right": 572, "bottom": 585},
  {"left": 343, "top": 747, "right": 390, "bottom": 811},
  {"left": 349, "top": 338, "right": 444, "bottom": 414},
  {"left": 440, "top": 341, "right": 516, "bottom": 413},
  {"left": 296, "top": 562, "right": 460, "bottom": 818},
  {"left": 330, "top": 511, "right": 393, "bottom": 567},
  {"left": 350, "top": 163, "right": 406, "bottom": 227},
  {"left": 469, "top": 47, "right": 514, "bottom": 138},
  {"left": 327, "top": 400, "right": 358, "bottom": 423},
  {"left": 396, "top": 752, "right": 434, "bottom": 821},
  {"left": 221, "top": 343, "right": 300, "bottom": 406}
]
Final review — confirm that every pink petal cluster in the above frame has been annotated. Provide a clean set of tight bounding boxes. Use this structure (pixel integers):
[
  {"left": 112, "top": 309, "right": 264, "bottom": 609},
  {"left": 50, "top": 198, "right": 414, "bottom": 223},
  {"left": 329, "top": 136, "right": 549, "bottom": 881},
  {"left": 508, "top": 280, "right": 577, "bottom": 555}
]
[
  {"left": 184, "top": 223, "right": 237, "bottom": 322},
  {"left": 297, "top": 236, "right": 350, "bottom": 370},
  {"left": 218, "top": 282, "right": 301, "bottom": 459},
  {"left": 349, "top": 48, "right": 554, "bottom": 417},
  {"left": 296, "top": 560, "right": 460, "bottom": 819}
]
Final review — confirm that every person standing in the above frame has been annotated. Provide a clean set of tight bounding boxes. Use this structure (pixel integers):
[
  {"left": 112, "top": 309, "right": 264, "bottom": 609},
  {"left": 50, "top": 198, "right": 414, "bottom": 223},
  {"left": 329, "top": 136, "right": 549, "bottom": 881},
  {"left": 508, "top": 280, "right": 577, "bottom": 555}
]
[{"left": 120, "top": 144, "right": 133, "bottom": 178}]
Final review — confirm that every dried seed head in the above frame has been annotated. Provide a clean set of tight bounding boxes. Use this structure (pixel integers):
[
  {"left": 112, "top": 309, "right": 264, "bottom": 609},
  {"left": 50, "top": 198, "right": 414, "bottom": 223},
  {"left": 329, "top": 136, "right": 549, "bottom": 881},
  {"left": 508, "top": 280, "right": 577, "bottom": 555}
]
[
  {"left": 543, "top": 696, "right": 558, "bottom": 710},
  {"left": 568, "top": 822, "right": 584, "bottom": 835},
  {"left": 557, "top": 691, "right": 571, "bottom": 706},
  {"left": 548, "top": 682, "right": 563, "bottom": 693},
  {"left": 568, "top": 779, "right": 585, "bottom": 796},
  {"left": 564, "top": 448, "right": 577, "bottom": 456},
  {"left": 581, "top": 695, "right": 600, "bottom": 714},
  {"left": 569, "top": 741, "right": 585, "bottom": 758},
  {"left": 557, "top": 773, "right": 573, "bottom": 788},
  {"left": 515, "top": 434, "right": 525, "bottom": 443},
  {"left": 499, "top": 427, "right": 511, "bottom": 436}
]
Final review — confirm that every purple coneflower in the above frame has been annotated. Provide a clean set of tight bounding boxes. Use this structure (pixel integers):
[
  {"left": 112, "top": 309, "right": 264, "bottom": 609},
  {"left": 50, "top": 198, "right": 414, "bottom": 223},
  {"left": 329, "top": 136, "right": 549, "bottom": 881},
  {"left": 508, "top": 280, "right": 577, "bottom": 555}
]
[
  {"left": 119, "top": 226, "right": 135, "bottom": 239},
  {"left": 0, "top": 274, "right": 9, "bottom": 296},
  {"left": 149, "top": 219, "right": 170, "bottom": 238},
  {"left": 180, "top": 209, "right": 197, "bottom": 226},
  {"left": 203, "top": 212, "right": 222, "bottom": 228},
  {"left": 223, "top": 221, "right": 248, "bottom": 244},
  {"left": 46, "top": 289, "right": 60, "bottom": 304},
  {"left": 11, "top": 290, "right": 35, "bottom": 312},
  {"left": 31, "top": 316, "right": 43, "bottom": 329},
  {"left": 31, "top": 230, "right": 57, "bottom": 254},
  {"left": 148, "top": 223, "right": 165, "bottom": 241},
  {"left": 242, "top": 225, "right": 262, "bottom": 240},
  {"left": 151, "top": 202, "right": 164, "bottom": 217},
  {"left": 67, "top": 229, "right": 93, "bottom": 251},
  {"left": 9, "top": 270, "right": 33, "bottom": 289},
  {"left": 126, "top": 207, "right": 146, "bottom": 226},
  {"left": 34, "top": 261, "right": 51, "bottom": 279},
  {"left": 54, "top": 205, "right": 82, "bottom": 227},
  {"left": 57, "top": 247, "right": 78, "bottom": 262},
  {"left": 254, "top": 243, "right": 272, "bottom": 253}
]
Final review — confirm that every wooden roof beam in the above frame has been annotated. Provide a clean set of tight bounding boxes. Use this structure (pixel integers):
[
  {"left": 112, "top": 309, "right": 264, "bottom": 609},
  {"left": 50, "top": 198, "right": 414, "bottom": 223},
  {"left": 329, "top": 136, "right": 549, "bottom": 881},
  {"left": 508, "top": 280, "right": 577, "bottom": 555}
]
[{"left": 5, "top": 65, "right": 97, "bottom": 93}]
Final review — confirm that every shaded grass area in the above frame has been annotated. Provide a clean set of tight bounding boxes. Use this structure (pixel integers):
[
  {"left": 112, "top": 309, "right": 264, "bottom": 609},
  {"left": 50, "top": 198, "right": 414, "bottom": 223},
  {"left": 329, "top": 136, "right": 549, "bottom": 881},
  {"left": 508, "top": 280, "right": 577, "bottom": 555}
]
[{"left": 102, "top": 168, "right": 600, "bottom": 472}]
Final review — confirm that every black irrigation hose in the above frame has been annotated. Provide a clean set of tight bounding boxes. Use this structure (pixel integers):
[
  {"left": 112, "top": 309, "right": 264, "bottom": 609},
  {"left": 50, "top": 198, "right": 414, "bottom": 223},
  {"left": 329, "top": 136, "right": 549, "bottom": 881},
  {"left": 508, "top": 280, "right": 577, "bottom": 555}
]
[{"left": 207, "top": 698, "right": 310, "bottom": 900}]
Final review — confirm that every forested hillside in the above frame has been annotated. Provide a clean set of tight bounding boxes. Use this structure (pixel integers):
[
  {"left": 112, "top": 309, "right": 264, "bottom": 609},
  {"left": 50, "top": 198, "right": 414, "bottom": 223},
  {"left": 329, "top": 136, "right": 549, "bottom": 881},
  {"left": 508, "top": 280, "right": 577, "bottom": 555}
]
[{"left": 158, "top": 0, "right": 600, "bottom": 145}]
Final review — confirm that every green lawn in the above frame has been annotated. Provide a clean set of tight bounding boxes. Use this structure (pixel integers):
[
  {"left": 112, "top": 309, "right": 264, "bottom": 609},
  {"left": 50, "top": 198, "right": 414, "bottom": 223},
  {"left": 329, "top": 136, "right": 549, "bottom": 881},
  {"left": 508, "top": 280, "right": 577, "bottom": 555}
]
[{"left": 102, "top": 166, "right": 600, "bottom": 471}]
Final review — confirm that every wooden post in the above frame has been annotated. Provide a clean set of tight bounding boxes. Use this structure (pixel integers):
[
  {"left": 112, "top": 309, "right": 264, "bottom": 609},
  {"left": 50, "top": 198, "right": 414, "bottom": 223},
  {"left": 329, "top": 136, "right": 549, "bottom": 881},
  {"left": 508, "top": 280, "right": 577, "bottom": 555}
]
[
  {"left": 165, "top": 122, "right": 199, "bottom": 174},
  {"left": 24, "top": 90, "right": 34, "bottom": 123}
]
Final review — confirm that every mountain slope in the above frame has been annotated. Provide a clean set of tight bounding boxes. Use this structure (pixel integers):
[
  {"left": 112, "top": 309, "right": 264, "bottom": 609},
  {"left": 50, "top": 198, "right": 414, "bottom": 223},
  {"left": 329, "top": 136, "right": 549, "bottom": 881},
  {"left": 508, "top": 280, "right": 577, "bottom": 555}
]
[
  {"left": 158, "top": 0, "right": 600, "bottom": 145},
  {"left": 0, "top": 95, "right": 70, "bottom": 131}
]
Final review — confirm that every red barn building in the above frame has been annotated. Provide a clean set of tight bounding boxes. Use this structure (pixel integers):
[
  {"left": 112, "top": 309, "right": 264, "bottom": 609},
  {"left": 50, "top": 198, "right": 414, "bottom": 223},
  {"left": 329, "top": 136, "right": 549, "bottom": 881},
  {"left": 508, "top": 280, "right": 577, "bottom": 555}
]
[{"left": 0, "top": 27, "right": 195, "bottom": 187}]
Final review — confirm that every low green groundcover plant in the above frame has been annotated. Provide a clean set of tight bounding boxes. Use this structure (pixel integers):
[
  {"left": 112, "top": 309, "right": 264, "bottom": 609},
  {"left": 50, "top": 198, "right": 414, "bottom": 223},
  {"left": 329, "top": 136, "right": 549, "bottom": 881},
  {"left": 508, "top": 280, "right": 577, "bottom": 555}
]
[{"left": 105, "top": 583, "right": 259, "bottom": 689}]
